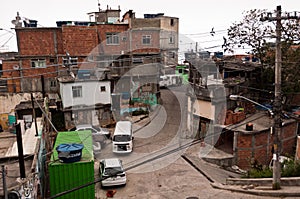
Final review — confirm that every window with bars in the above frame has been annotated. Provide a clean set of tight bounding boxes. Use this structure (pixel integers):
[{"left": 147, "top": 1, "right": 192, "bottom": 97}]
[
  {"left": 100, "top": 86, "right": 106, "bottom": 92},
  {"left": 169, "top": 35, "right": 175, "bottom": 44},
  {"left": 106, "top": 33, "right": 119, "bottom": 45},
  {"left": 31, "top": 59, "right": 46, "bottom": 68},
  {"left": 63, "top": 57, "right": 78, "bottom": 66},
  {"left": 142, "top": 35, "right": 151, "bottom": 45},
  {"left": 72, "top": 86, "right": 82, "bottom": 98},
  {"left": 50, "top": 80, "right": 57, "bottom": 87}
]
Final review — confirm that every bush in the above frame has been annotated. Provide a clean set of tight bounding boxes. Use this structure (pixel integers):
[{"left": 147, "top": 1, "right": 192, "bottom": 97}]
[
  {"left": 132, "top": 109, "right": 149, "bottom": 116},
  {"left": 244, "top": 168, "right": 273, "bottom": 178},
  {"left": 282, "top": 160, "right": 300, "bottom": 177},
  {"left": 243, "top": 159, "right": 300, "bottom": 178}
]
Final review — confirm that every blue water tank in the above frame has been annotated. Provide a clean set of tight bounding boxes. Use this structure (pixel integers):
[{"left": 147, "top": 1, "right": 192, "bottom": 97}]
[
  {"left": 74, "top": 21, "right": 90, "bottom": 26},
  {"left": 23, "top": 20, "right": 38, "bottom": 27},
  {"left": 56, "top": 21, "right": 72, "bottom": 27},
  {"left": 77, "top": 70, "right": 91, "bottom": 79},
  {"left": 56, "top": 143, "right": 84, "bottom": 163}
]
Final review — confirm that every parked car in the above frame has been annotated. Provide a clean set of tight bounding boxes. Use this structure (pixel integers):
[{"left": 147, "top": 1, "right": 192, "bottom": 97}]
[
  {"left": 93, "top": 141, "right": 102, "bottom": 155},
  {"left": 99, "top": 158, "right": 127, "bottom": 187},
  {"left": 75, "top": 124, "right": 111, "bottom": 139}
]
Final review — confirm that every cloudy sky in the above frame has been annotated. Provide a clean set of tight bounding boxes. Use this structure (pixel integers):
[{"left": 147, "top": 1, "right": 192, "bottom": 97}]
[{"left": 1, "top": 0, "right": 299, "bottom": 54}]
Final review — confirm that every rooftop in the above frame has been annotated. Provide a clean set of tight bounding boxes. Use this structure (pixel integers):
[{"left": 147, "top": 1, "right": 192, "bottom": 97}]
[{"left": 225, "top": 111, "right": 296, "bottom": 134}]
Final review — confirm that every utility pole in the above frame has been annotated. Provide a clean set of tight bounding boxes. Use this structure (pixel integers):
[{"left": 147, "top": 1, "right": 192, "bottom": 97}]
[
  {"left": 16, "top": 123, "right": 26, "bottom": 178},
  {"left": 2, "top": 165, "right": 8, "bottom": 199},
  {"left": 260, "top": 5, "right": 300, "bottom": 190}
]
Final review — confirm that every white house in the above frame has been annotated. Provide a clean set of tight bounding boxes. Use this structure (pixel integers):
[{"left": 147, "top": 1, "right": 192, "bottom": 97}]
[
  {"left": 60, "top": 80, "right": 111, "bottom": 108},
  {"left": 58, "top": 77, "right": 112, "bottom": 129}
]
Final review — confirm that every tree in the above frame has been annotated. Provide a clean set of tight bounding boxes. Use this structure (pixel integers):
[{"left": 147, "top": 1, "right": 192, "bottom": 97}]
[
  {"left": 223, "top": 8, "right": 300, "bottom": 102},
  {"left": 223, "top": 9, "right": 273, "bottom": 61}
]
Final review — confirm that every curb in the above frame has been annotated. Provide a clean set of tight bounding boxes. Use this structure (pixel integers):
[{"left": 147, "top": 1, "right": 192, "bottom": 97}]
[
  {"left": 133, "top": 105, "right": 162, "bottom": 133},
  {"left": 211, "top": 182, "right": 300, "bottom": 197},
  {"left": 183, "top": 153, "right": 300, "bottom": 197}
]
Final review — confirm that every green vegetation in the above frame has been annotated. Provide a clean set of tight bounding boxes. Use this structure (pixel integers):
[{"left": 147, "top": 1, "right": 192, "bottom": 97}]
[
  {"left": 244, "top": 167, "right": 273, "bottom": 178},
  {"left": 132, "top": 108, "right": 149, "bottom": 116},
  {"left": 281, "top": 160, "right": 300, "bottom": 177},
  {"left": 224, "top": 8, "right": 300, "bottom": 99},
  {"left": 243, "top": 159, "right": 300, "bottom": 178}
]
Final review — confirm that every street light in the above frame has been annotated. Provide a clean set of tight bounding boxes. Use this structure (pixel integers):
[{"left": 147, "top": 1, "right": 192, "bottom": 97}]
[{"left": 229, "top": 95, "right": 274, "bottom": 116}]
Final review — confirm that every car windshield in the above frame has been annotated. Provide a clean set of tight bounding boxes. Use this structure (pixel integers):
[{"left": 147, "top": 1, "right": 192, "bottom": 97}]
[
  {"left": 92, "top": 125, "right": 101, "bottom": 131},
  {"left": 113, "top": 135, "right": 131, "bottom": 142},
  {"left": 104, "top": 167, "right": 123, "bottom": 176}
]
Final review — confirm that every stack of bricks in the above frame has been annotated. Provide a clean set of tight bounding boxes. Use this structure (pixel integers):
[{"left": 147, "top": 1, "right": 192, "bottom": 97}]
[{"left": 224, "top": 110, "right": 246, "bottom": 125}]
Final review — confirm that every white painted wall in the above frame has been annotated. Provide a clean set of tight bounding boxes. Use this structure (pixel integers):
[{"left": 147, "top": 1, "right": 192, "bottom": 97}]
[{"left": 60, "top": 81, "right": 111, "bottom": 108}]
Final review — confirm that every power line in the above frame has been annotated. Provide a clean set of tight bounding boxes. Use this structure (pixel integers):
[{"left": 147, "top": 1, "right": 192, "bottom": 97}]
[
  {"left": 183, "top": 29, "right": 227, "bottom": 36},
  {"left": 0, "top": 35, "right": 15, "bottom": 48},
  {"left": 48, "top": 107, "right": 269, "bottom": 198}
]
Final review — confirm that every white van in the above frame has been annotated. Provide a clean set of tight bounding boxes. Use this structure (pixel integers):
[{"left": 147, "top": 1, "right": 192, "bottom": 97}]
[{"left": 112, "top": 121, "right": 133, "bottom": 153}]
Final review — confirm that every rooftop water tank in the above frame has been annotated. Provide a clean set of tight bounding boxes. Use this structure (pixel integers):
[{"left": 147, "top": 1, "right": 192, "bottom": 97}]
[{"left": 56, "top": 143, "right": 84, "bottom": 163}]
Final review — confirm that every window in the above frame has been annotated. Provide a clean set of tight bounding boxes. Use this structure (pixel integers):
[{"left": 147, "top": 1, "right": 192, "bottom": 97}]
[
  {"left": 49, "top": 58, "right": 55, "bottom": 63},
  {"left": 169, "top": 35, "right": 175, "bottom": 44},
  {"left": 106, "top": 33, "right": 119, "bottom": 45},
  {"left": 31, "top": 59, "right": 46, "bottom": 68},
  {"left": 132, "top": 57, "right": 143, "bottom": 63},
  {"left": 63, "top": 57, "right": 78, "bottom": 66},
  {"left": 142, "top": 35, "right": 151, "bottom": 45},
  {"left": 50, "top": 80, "right": 57, "bottom": 87},
  {"left": 100, "top": 86, "right": 106, "bottom": 92},
  {"left": 72, "top": 86, "right": 82, "bottom": 98},
  {"left": 168, "top": 51, "right": 175, "bottom": 59},
  {"left": 170, "top": 18, "right": 174, "bottom": 26}
]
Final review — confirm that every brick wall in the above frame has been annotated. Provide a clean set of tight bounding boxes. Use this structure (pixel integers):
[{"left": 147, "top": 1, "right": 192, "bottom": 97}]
[
  {"left": 16, "top": 28, "right": 62, "bottom": 56},
  {"left": 3, "top": 22, "right": 171, "bottom": 93},
  {"left": 2, "top": 60, "right": 21, "bottom": 92},
  {"left": 235, "top": 122, "right": 297, "bottom": 169}
]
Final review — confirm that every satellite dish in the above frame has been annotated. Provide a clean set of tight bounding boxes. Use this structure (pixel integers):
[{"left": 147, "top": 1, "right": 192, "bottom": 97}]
[
  {"left": 13, "top": 65, "right": 20, "bottom": 70},
  {"left": 11, "top": 19, "right": 22, "bottom": 27},
  {"left": 11, "top": 12, "right": 22, "bottom": 27}
]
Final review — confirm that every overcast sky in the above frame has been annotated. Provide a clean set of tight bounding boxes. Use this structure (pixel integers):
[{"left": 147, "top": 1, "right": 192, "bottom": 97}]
[{"left": 1, "top": 0, "right": 299, "bottom": 54}]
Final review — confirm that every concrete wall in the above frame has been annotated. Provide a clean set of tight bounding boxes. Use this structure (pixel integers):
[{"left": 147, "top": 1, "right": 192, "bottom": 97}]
[
  {"left": 131, "top": 18, "right": 160, "bottom": 28},
  {"left": 193, "top": 99, "right": 215, "bottom": 120},
  {"left": 160, "top": 17, "right": 179, "bottom": 32},
  {"left": 0, "top": 93, "right": 43, "bottom": 129}
]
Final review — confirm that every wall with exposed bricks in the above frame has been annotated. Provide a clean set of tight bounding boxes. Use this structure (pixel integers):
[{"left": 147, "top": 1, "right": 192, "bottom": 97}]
[{"left": 235, "top": 122, "right": 297, "bottom": 169}]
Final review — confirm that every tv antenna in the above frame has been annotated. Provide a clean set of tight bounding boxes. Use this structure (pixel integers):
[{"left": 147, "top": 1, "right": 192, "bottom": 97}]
[{"left": 98, "top": 0, "right": 101, "bottom": 11}]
